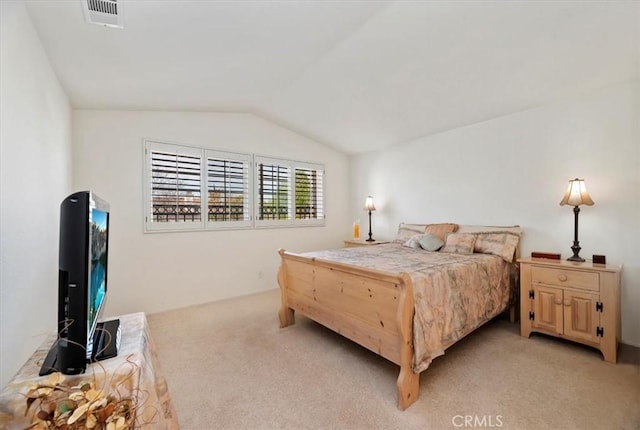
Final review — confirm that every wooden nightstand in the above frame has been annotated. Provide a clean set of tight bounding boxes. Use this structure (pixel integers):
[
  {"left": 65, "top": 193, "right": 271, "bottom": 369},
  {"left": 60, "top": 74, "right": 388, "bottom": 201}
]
[
  {"left": 519, "top": 257, "right": 622, "bottom": 363},
  {"left": 343, "top": 239, "right": 390, "bottom": 248}
]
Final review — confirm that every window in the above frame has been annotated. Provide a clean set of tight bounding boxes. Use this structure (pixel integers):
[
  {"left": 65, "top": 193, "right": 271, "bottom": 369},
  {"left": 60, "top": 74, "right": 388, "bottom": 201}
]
[
  {"left": 145, "top": 141, "right": 203, "bottom": 231},
  {"left": 144, "top": 141, "right": 251, "bottom": 231},
  {"left": 295, "top": 165, "right": 324, "bottom": 221},
  {"left": 205, "top": 150, "right": 252, "bottom": 229},
  {"left": 255, "top": 156, "right": 324, "bottom": 227},
  {"left": 144, "top": 140, "right": 324, "bottom": 232},
  {"left": 256, "top": 160, "right": 291, "bottom": 222}
]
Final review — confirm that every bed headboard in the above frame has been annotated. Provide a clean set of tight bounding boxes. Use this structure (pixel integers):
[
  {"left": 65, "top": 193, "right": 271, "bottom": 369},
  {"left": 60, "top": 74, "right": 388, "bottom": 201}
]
[{"left": 396, "top": 222, "right": 523, "bottom": 260}]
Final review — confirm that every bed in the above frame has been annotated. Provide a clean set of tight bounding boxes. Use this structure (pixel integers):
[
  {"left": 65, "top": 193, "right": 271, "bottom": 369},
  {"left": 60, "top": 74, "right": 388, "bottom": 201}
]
[{"left": 277, "top": 223, "right": 522, "bottom": 410}]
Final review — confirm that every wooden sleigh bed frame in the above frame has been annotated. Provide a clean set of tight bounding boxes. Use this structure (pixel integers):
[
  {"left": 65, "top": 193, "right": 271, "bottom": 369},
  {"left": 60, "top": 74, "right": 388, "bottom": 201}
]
[{"left": 277, "top": 226, "right": 521, "bottom": 410}]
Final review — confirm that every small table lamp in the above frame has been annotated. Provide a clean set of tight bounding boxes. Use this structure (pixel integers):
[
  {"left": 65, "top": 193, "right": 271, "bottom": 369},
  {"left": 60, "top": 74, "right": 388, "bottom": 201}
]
[
  {"left": 365, "top": 196, "right": 376, "bottom": 242},
  {"left": 559, "top": 178, "right": 594, "bottom": 262}
]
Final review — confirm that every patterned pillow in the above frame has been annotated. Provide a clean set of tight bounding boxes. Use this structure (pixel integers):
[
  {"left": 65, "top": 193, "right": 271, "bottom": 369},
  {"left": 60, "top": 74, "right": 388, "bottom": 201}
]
[
  {"left": 457, "top": 225, "right": 522, "bottom": 235},
  {"left": 474, "top": 232, "right": 520, "bottom": 263},
  {"left": 441, "top": 233, "right": 477, "bottom": 254},
  {"left": 425, "top": 223, "right": 458, "bottom": 241},
  {"left": 395, "top": 223, "right": 427, "bottom": 243}
]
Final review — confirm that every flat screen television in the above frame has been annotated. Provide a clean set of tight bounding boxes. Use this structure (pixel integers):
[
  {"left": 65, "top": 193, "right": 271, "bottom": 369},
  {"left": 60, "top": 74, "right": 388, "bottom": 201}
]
[{"left": 40, "top": 191, "right": 118, "bottom": 376}]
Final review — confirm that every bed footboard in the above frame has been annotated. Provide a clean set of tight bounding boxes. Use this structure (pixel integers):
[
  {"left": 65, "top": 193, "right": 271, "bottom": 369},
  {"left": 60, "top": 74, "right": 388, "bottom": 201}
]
[{"left": 277, "top": 249, "right": 419, "bottom": 410}]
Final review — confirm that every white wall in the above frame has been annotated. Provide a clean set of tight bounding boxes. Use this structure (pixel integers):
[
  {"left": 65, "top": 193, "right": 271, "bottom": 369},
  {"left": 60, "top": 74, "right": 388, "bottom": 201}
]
[
  {"left": 0, "top": 2, "right": 73, "bottom": 387},
  {"left": 350, "top": 81, "right": 640, "bottom": 346},
  {"left": 72, "top": 111, "right": 350, "bottom": 317}
]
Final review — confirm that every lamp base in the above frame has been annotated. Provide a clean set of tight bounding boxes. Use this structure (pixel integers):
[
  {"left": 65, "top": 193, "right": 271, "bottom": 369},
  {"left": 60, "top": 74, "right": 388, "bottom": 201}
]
[
  {"left": 567, "top": 255, "right": 585, "bottom": 262},
  {"left": 366, "top": 210, "right": 374, "bottom": 242},
  {"left": 567, "top": 242, "right": 584, "bottom": 262}
]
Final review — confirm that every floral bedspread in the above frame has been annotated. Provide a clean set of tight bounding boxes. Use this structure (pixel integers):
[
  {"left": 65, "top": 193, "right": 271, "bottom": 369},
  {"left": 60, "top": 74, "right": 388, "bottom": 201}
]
[{"left": 301, "top": 244, "right": 511, "bottom": 372}]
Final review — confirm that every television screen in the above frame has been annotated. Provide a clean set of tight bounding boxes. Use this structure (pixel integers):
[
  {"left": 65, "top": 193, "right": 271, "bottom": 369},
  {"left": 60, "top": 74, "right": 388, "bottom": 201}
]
[{"left": 87, "top": 207, "right": 108, "bottom": 358}]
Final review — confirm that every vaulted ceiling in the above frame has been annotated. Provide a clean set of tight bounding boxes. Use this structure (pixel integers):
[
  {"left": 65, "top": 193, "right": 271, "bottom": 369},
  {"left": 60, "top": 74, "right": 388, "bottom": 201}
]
[{"left": 24, "top": 1, "right": 639, "bottom": 154}]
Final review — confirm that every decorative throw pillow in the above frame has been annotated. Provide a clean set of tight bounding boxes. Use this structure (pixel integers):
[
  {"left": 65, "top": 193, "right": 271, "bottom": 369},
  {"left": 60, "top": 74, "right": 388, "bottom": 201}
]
[
  {"left": 402, "top": 233, "right": 444, "bottom": 251},
  {"left": 418, "top": 234, "right": 445, "bottom": 251},
  {"left": 402, "top": 235, "right": 424, "bottom": 249},
  {"left": 424, "top": 223, "right": 459, "bottom": 241},
  {"left": 474, "top": 232, "right": 520, "bottom": 263},
  {"left": 395, "top": 223, "right": 427, "bottom": 243},
  {"left": 441, "top": 233, "right": 477, "bottom": 254}
]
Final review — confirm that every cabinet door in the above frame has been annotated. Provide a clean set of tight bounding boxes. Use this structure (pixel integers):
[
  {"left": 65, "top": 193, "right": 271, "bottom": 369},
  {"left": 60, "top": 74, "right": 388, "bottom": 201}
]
[
  {"left": 532, "top": 285, "right": 563, "bottom": 335},
  {"left": 563, "top": 290, "right": 600, "bottom": 344}
]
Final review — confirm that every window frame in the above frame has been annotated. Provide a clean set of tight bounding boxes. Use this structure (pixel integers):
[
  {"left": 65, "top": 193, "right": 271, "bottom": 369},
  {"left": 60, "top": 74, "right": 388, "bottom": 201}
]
[
  {"left": 254, "top": 155, "right": 325, "bottom": 228},
  {"left": 293, "top": 161, "right": 325, "bottom": 227},
  {"left": 143, "top": 140, "right": 325, "bottom": 232},
  {"left": 204, "top": 149, "right": 253, "bottom": 231},
  {"left": 144, "top": 140, "right": 254, "bottom": 233},
  {"left": 144, "top": 140, "right": 205, "bottom": 232}
]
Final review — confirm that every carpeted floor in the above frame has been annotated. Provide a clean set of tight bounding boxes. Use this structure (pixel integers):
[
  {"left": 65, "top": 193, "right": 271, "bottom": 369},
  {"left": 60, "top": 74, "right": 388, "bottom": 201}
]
[{"left": 147, "top": 289, "right": 640, "bottom": 430}]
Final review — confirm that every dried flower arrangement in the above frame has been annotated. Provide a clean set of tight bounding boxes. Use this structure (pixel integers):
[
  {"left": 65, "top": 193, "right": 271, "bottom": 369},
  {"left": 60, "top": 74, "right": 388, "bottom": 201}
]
[{"left": 23, "top": 372, "right": 135, "bottom": 430}]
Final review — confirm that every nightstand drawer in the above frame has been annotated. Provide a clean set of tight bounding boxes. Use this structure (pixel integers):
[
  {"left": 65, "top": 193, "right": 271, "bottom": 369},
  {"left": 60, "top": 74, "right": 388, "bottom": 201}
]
[{"left": 531, "top": 266, "right": 599, "bottom": 291}]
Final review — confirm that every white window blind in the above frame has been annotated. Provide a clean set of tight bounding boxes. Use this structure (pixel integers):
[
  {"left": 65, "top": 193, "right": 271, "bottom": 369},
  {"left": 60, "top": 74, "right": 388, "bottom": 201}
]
[
  {"left": 256, "top": 159, "right": 291, "bottom": 223},
  {"left": 295, "top": 165, "right": 324, "bottom": 222},
  {"left": 255, "top": 156, "right": 324, "bottom": 227},
  {"left": 144, "top": 140, "right": 324, "bottom": 232},
  {"left": 144, "top": 142, "right": 252, "bottom": 232},
  {"left": 145, "top": 141, "right": 204, "bottom": 231},
  {"left": 206, "top": 150, "right": 252, "bottom": 229}
]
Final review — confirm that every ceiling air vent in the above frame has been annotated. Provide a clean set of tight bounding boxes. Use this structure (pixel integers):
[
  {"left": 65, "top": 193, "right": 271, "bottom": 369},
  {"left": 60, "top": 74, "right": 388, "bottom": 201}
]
[{"left": 81, "top": 0, "right": 123, "bottom": 29}]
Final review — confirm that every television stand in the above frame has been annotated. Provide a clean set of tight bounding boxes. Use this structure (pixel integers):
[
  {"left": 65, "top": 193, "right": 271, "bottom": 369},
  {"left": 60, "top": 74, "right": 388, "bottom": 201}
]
[
  {"left": 38, "top": 340, "right": 62, "bottom": 376},
  {"left": 38, "top": 318, "right": 121, "bottom": 376},
  {"left": 92, "top": 318, "right": 121, "bottom": 361},
  {"left": 3, "top": 313, "right": 178, "bottom": 428}
]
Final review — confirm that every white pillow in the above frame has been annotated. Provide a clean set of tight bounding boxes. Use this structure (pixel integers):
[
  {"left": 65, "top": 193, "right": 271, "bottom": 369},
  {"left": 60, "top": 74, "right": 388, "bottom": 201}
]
[
  {"left": 418, "top": 234, "right": 445, "bottom": 251},
  {"left": 403, "top": 233, "right": 444, "bottom": 251}
]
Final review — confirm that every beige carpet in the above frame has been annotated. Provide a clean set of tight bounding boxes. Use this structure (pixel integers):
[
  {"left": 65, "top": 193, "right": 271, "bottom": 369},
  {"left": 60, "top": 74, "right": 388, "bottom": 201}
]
[{"left": 147, "top": 289, "right": 640, "bottom": 430}]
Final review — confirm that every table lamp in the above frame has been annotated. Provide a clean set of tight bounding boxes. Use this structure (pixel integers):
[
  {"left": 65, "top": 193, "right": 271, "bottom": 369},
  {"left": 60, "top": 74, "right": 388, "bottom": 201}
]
[
  {"left": 559, "top": 178, "right": 594, "bottom": 262},
  {"left": 364, "top": 196, "right": 376, "bottom": 242}
]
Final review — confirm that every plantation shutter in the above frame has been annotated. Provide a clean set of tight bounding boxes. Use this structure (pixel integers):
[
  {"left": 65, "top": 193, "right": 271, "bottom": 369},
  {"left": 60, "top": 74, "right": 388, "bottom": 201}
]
[
  {"left": 206, "top": 150, "right": 252, "bottom": 228},
  {"left": 145, "top": 141, "right": 204, "bottom": 231},
  {"left": 294, "top": 165, "right": 324, "bottom": 221},
  {"left": 254, "top": 157, "right": 325, "bottom": 227},
  {"left": 255, "top": 157, "right": 292, "bottom": 225},
  {"left": 144, "top": 140, "right": 324, "bottom": 231}
]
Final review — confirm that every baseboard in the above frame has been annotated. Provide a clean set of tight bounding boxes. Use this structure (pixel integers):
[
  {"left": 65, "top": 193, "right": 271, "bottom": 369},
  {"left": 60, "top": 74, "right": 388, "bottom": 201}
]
[
  {"left": 618, "top": 342, "right": 640, "bottom": 365},
  {"left": 620, "top": 340, "right": 640, "bottom": 348}
]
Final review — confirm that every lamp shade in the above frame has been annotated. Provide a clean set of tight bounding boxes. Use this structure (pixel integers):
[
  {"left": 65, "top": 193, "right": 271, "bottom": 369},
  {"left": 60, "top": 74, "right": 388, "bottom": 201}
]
[
  {"left": 559, "top": 178, "right": 594, "bottom": 207},
  {"left": 364, "top": 196, "right": 376, "bottom": 211}
]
